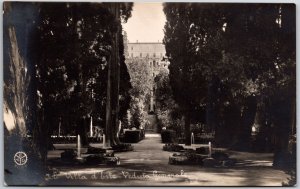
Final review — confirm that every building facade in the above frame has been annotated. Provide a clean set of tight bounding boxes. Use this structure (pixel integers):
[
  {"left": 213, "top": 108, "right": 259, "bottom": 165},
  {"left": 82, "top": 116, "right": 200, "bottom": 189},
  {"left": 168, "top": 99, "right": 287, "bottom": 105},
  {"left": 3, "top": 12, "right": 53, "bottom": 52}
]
[
  {"left": 127, "top": 42, "right": 166, "bottom": 59},
  {"left": 126, "top": 42, "right": 170, "bottom": 114},
  {"left": 126, "top": 42, "right": 169, "bottom": 77}
]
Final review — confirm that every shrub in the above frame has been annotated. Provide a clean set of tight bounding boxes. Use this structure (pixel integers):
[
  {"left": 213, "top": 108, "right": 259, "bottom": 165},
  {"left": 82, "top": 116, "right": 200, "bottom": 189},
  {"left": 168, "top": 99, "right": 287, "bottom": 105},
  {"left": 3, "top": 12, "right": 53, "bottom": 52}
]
[
  {"left": 85, "top": 155, "right": 105, "bottom": 165},
  {"left": 169, "top": 150, "right": 204, "bottom": 165},
  {"left": 203, "top": 157, "right": 218, "bottom": 167},
  {"left": 86, "top": 147, "right": 106, "bottom": 154},
  {"left": 211, "top": 151, "right": 229, "bottom": 161},
  {"left": 112, "top": 143, "right": 134, "bottom": 152},
  {"left": 163, "top": 143, "right": 184, "bottom": 152},
  {"left": 123, "top": 130, "right": 142, "bottom": 143},
  {"left": 105, "top": 156, "right": 120, "bottom": 165},
  {"left": 169, "top": 153, "right": 189, "bottom": 165},
  {"left": 161, "top": 130, "right": 176, "bottom": 143},
  {"left": 61, "top": 149, "right": 76, "bottom": 161},
  {"left": 196, "top": 147, "right": 209, "bottom": 155}
]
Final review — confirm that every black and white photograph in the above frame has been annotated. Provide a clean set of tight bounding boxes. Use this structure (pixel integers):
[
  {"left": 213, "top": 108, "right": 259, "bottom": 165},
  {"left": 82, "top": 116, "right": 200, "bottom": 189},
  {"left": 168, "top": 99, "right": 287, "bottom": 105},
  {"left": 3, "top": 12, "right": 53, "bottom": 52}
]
[{"left": 3, "top": 1, "right": 296, "bottom": 186}]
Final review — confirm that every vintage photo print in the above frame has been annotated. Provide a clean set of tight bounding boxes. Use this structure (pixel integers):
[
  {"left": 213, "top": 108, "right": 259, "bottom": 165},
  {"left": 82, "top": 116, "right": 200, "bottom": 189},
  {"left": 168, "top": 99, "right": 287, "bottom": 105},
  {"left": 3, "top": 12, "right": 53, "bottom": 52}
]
[{"left": 3, "top": 1, "right": 296, "bottom": 186}]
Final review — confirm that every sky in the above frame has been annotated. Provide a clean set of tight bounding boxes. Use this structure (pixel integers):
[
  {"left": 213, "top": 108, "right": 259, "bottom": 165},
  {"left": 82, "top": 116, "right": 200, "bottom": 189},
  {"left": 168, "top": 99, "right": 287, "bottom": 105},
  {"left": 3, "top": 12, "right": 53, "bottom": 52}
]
[{"left": 122, "top": 3, "right": 166, "bottom": 43}]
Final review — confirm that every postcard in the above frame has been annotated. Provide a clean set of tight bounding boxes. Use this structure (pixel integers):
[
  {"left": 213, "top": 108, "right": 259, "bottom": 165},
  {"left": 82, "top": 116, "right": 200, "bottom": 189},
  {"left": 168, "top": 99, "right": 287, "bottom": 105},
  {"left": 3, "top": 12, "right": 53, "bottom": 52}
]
[{"left": 3, "top": 1, "right": 296, "bottom": 186}]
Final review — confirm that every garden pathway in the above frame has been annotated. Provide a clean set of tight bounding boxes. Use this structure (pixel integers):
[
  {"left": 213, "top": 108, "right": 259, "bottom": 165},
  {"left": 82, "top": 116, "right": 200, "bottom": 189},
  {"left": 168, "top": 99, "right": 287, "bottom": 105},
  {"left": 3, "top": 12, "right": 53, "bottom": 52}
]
[{"left": 46, "top": 134, "right": 289, "bottom": 186}]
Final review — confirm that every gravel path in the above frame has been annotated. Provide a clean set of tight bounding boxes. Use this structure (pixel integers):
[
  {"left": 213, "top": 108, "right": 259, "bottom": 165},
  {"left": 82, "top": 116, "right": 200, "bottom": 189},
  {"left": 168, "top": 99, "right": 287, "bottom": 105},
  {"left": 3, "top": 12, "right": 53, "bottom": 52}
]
[{"left": 45, "top": 134, "right": 289, "bottom": 186}]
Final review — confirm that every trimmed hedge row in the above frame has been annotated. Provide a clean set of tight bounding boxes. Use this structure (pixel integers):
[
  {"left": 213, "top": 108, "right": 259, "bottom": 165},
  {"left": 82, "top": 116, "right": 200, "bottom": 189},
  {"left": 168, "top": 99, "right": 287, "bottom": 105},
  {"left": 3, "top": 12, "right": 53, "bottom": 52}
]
[
  {"left": 51, "top": 129, "right": 146, "bottom": 144},
  {"left": 121, "top": 130, "right": 145, "bottom": 143},
  {"left": 163, "top": 143, "right": 184, "bottom": 152},
  {"left": 51, "top": 136, "right": 103, "bottom": 144},
  {"left": 161, "top": 130, "right": 177, "bottom": 143}
]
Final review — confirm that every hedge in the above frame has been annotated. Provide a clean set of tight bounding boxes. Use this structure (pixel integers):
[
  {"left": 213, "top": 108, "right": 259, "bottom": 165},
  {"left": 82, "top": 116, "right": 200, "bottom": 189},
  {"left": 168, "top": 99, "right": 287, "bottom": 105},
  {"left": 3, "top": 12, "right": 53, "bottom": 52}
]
[
  {"left": 161, "top": 130, "right": 177, "bottom": 143},
  {"left": 122, "top": 130, "right": 144, "bottom": 143}
]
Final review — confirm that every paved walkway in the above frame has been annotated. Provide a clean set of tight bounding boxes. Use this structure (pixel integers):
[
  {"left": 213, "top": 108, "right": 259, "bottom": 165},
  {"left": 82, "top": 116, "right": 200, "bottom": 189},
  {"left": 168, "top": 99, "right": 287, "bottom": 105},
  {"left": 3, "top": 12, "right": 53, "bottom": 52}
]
[{"left": 45, "top": 134, "right": 289, "bottom": 186}]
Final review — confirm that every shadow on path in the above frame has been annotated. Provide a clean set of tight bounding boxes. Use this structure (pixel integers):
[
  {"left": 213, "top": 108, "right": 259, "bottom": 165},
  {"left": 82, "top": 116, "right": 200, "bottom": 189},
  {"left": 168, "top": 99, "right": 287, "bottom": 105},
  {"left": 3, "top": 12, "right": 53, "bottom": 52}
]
[{"left": 46, "top": 134, "right": 288, "bottom": 186}]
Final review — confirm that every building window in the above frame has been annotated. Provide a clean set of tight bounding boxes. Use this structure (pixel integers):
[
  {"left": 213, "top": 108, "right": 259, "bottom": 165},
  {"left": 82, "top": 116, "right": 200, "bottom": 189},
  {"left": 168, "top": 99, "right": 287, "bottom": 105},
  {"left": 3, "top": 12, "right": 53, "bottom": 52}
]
[
  {"left": 131, "top": 53, "right": 133, "bottom": 58},
  {"left": 140, "top": 53, "right": 142, "bottom": 57},
  {"left": 153, "top": 53, "right": 156, "bottom": 57},
  {"left": 131, "top": 47, "right": 133, "bottom": 50}
]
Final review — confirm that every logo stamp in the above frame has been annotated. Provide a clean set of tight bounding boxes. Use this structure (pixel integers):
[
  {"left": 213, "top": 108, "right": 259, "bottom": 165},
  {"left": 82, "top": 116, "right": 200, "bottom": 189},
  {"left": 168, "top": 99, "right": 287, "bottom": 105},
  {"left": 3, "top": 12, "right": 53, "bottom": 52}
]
[{"left": 14, "top": 151, "right": 28, "bottom": 166}]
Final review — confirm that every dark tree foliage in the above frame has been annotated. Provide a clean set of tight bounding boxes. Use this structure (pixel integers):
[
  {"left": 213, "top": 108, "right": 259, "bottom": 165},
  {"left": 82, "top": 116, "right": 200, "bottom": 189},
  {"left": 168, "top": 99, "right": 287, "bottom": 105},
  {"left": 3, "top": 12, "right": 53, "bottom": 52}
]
[
  {"left": 163, "top": 3, "right": 295, "bottom": 154},
  {"left": 118, "top": 28, "right": 132, "bottom": 123},
  {"left": 126, "top": 56, "right": 154, "bottom": 130},
  {"left": 163, "top": 4, "right": 211, "bottom": 145},
  {"left": 154, "top": 69, "right": 183, "bottom": 134},
  {"left": 33, "top": 2, "right": 132, "bottom": 150}
]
